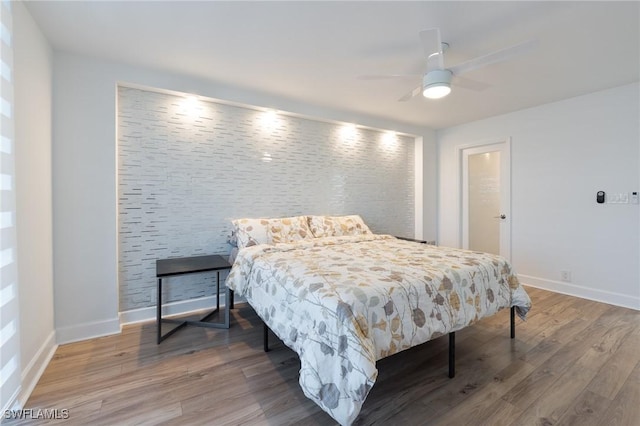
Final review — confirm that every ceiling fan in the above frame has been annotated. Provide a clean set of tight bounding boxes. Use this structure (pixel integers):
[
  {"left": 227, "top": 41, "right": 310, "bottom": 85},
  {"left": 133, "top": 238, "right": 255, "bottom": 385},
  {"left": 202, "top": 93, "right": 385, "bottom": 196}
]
[{"left": 360, "top": 28, "right": 538, "bottom": 101}]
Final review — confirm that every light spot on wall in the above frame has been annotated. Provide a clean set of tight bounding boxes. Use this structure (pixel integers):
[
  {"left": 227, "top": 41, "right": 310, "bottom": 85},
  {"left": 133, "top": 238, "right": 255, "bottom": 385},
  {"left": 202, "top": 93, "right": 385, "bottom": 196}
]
[
  {"left": 259, "top": 109, "right": 281, "bottom": 133},
  {"left": 179, "top": 95, "right": 201, "bottom": 118},
  {"left": 382, "top": 131, "right": 398, "bottom": 149},
  {"left": 340, "top": 123, "right": 357, "bottom": 144}
]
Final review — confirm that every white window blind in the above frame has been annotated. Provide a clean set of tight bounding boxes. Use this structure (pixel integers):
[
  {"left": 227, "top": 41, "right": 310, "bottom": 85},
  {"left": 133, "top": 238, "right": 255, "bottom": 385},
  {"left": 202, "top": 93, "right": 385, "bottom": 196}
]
[{"left": 0, "top": 0, "right": 21, "bottom": 412}]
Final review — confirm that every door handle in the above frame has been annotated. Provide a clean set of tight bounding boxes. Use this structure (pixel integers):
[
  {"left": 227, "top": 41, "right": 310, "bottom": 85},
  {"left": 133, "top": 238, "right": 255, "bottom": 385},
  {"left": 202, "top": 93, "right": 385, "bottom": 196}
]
[{"left": 493, "top": 214, "right": 506, "bottom": 219}]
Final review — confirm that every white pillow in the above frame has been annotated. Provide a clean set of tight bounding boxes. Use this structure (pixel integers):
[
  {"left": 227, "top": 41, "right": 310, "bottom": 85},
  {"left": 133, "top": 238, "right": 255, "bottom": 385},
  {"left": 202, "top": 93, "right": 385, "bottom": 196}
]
[
  {"left": 307, "top": 215, "right": 372, "bottom": 238},
  {"left": 232, "top": 216, "right": 313, "bottom": 249}
]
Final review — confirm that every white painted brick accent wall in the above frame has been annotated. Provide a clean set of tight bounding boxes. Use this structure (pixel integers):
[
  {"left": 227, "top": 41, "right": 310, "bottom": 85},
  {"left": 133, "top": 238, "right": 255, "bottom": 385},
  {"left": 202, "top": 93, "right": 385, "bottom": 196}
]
[{"left": 117, "top": 86, "right": 414, "bottom": 312}]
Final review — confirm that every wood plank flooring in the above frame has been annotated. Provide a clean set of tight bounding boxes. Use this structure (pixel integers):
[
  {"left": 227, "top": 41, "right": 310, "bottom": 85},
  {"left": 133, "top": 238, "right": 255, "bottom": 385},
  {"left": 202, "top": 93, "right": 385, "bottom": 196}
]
[{"left": 9, "top": 287, "right": 640, "bottom": 425}]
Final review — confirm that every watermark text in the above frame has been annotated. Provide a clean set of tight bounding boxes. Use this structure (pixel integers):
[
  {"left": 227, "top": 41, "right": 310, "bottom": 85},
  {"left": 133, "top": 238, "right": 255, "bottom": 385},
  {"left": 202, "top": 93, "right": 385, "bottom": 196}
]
[{"left": 3, "top": 408, "right": 69, "bottom": 420}]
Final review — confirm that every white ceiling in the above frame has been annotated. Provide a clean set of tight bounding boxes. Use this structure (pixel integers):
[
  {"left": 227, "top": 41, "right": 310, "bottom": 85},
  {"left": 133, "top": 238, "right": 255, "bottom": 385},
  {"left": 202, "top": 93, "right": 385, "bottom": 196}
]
[{"left": 26, "top": 1, "right": 640, "bottom": 130}]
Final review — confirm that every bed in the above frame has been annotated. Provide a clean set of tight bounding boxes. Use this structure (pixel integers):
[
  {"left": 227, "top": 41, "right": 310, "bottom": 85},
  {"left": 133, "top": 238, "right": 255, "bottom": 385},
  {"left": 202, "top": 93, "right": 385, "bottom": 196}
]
[{"left": 226, "top": 215, "right": 531, "bottom": 425}]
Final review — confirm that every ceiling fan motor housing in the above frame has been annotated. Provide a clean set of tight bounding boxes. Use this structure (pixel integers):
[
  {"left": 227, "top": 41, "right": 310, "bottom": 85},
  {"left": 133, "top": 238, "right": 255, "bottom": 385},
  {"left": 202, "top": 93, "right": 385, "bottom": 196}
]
[{"left": 422, "top": 70, "right": 452, "bottom": 90}]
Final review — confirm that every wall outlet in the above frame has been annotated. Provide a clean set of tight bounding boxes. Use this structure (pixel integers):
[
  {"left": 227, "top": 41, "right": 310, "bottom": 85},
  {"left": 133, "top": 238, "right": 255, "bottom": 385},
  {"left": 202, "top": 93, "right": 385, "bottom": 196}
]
[
  {"left": 620, "top": 193, "right": 629, "bottom": 204},
  {"left": 607, "top": 192, "right": 631, "bottom": 204},
  {"left": 560, "top": 270, "right": 572, "bottom": 282}
]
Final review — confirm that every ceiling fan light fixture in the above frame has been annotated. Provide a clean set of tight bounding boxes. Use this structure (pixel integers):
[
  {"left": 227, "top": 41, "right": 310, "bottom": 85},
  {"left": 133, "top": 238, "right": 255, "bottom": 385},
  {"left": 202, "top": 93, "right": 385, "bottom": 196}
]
[{"left": 423, "top": 69, "right": 452, "bottom": 99}]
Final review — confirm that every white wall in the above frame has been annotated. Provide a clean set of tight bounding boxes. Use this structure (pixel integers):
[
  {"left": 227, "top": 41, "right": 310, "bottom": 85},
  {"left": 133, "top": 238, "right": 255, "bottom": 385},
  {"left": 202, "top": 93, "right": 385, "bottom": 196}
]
[
  {"left": 52, "top": 52, "right": 435, "bottom": 343},
  {"left": 421, "top": 131, "right": 438, "bottom": 242},
  {"left": 13, "top": 1, "right": 56, "bottom": 407},
  {"left": 438, "top": 83, "right": 640, "bottom": 309}
]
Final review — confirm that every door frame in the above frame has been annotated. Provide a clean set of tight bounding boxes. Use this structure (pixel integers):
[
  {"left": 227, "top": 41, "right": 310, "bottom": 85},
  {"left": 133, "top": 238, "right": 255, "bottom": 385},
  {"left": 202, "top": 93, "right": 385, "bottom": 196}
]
[{"left": 458, "top": 137, "right": 512, "bottom": 260}]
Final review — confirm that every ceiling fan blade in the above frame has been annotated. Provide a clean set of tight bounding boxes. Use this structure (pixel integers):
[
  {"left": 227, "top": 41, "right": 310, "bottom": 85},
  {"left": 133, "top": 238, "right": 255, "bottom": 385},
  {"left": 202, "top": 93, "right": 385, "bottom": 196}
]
[
  {"left": 449, "top": 38, "right": 538, "bottom": 76},
  {"left": 419, "top": 28, "right": 444, "bottom": 70},
  {"left": 398, "top": 85, "right": 422, "bottom": 102},
  {"left": 451, "top": 75, "right": 491, "bottom": 91},
  {"left": 357, "top": 74, "right": 420, "bottom": 80}
]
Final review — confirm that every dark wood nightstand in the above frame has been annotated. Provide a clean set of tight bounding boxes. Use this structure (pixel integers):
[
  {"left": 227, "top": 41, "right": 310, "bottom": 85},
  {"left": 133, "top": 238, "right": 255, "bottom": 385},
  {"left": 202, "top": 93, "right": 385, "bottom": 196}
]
[
  {"left": 395, "top": 236, "right": 428, "bottom": 244},
  {"left": 156, "top": 254, "right": 233, "bottom": 344}
]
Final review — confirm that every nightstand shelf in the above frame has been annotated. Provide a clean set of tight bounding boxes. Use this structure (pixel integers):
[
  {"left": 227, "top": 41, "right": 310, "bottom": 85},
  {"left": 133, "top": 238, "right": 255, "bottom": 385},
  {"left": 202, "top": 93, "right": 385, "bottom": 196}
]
[{"left": 395, "top": 236, "right": 428, "bottom": 244}]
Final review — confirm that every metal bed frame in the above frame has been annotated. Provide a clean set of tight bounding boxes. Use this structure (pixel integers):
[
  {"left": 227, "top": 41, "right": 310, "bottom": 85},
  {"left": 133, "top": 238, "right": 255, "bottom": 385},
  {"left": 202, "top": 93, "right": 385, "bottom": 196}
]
[{"left": 262, "top": 306, "right": 516, "bottom": 379}]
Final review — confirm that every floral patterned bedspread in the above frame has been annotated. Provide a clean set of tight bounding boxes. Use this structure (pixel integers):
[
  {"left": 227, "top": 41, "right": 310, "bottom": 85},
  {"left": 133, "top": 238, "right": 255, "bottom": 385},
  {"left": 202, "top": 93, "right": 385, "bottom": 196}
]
[{"left": 227, "top": 234, "right": 531, "bottom": 425}]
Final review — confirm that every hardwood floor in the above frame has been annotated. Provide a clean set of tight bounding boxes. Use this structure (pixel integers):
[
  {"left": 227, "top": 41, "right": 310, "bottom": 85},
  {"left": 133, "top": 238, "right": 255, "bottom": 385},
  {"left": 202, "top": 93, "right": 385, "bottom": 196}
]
[{"left": 10, "top": 287, "right": 640, "bottom": 425}]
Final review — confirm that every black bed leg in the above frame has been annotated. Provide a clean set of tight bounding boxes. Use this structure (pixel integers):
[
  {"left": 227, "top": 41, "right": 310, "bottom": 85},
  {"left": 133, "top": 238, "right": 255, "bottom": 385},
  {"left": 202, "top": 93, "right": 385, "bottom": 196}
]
[
  {"left": 510, "top": 306, "right": 515, "bottom": 339},
  {"left": 263, "top": 322, "right": 269, "bottom": 352},
  {"left": 448, "top": 332, "right": 455, "bottom": 378}
]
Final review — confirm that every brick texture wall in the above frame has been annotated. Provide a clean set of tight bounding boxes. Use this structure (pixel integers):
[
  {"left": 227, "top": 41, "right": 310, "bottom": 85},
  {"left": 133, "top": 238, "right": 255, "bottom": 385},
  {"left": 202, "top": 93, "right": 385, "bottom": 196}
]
[{"left": 117, "top": 86, "right": 414, "bottom": 311}]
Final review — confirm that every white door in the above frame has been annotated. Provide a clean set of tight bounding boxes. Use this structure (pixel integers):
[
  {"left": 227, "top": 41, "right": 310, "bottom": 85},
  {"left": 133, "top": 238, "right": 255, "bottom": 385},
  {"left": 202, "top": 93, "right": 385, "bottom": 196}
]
[{"left": 461, "top": 140, "right": 511, "bottom": 259}]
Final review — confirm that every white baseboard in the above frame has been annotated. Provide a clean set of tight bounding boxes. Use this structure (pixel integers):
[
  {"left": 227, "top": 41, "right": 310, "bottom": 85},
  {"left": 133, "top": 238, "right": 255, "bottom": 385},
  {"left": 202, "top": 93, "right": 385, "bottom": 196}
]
[
  {"left": 55, "top": 317, "right": 121, "bottom": 345},
  {"left": 2, "top": 386, "right": 21, "bottom": 414},
  {"left": 54, "top": 294, "right": 236, "bottom": 344},
  {"left": 16, "top": 331, "right": 58, "bottom": 409},
  {"left": 119, "top": 293, "right": 230, "bottom": 325},
  {"left": 519, "top": 274, "right": 640, "bottom": 311}
]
